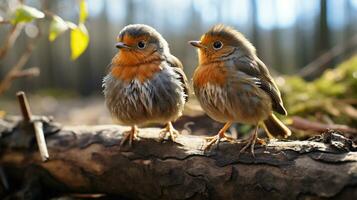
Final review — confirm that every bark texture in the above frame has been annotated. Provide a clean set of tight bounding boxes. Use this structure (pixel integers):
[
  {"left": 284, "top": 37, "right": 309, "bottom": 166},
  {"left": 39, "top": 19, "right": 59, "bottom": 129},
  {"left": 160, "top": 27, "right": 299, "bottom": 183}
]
[{"left": 1, "top": 117, "right": 357, "bottom": 200}]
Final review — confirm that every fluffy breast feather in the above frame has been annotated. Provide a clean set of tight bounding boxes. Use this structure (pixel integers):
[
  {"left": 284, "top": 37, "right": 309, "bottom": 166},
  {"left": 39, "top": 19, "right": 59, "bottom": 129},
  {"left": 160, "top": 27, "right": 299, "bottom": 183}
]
[
  {"left": 193, "top": 62, "right": 228, "bottom": 88},
  {"left": 193, "top": 66, "right": 272, "bottom": 124},
  {"left": 110, "top": 61, "right": 162, "bottom": 83},
  {"left": 103, "top": 64, "right": 186, "bottom": 125}
]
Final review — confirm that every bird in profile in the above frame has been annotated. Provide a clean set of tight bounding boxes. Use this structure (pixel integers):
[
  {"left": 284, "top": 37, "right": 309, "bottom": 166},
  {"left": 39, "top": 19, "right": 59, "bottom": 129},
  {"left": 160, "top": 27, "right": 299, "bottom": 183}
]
[
  {"left": 103, "top": 24, "right": 189, "bottom": 147},
  {"left": 190, "top": 24, "right": 291, "bottom": 155}
]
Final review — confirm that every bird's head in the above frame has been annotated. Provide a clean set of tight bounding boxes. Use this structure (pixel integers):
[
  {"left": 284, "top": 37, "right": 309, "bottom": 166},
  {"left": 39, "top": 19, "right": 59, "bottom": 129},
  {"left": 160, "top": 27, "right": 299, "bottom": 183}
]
[
  {"left": 189, "top": 24, "right": 256, "bottom": 65},
  {"left": 113, "top": 24, "right": 169, "bottom": 66}
]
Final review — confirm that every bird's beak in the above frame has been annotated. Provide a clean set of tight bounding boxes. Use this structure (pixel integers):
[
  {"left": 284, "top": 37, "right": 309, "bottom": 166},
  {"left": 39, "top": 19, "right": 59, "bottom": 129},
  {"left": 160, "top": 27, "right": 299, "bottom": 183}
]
[
  {"left": 115, "top": 42, "right": 130, "bottom": 49},
  {"left": 189, "top": 40, "right": 205, "bottom": 48}
]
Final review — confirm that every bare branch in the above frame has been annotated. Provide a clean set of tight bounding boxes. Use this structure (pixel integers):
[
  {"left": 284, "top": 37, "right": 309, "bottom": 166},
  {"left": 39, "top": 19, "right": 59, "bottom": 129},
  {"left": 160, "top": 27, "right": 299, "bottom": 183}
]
[
  {"left": 0, "top": 39, "right": 37, "bottom": 95},
  {"left": 290, "top": 116, "right": 357, "bottom": 134},
  {"left": 15, "top": 92, "right": 50, "bottom": 161},
  {"left": 0, "top": 23, "right": 24, "bottom": 60},
  {"left": 9, "top": 67, "right": 40, "bottom": 79},
  {"left": 0, "top": 20, "right": 11, "bottom": 25},
  {"left": 16, "top": 91, "right": 32, "bottom": 122}
]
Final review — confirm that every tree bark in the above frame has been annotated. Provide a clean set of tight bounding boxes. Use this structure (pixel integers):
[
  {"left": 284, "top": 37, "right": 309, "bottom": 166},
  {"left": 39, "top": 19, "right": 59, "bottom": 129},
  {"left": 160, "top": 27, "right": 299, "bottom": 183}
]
[{"left": 1, "top": 117, "right": 357, "bottom": 200}]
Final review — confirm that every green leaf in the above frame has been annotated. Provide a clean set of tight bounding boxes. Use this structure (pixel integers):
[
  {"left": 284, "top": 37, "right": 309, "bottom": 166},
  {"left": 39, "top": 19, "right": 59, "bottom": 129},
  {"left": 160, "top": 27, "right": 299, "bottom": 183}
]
[
  {"left": 79, "top": 0, "right": 88, "bottom": 23},
  {"left": 70, "top": 23, "right": 89, "bottom": 60},
  {"left": 11, "top": 5, "right": 45, "bottom": 24},
  {"left": 66, "top": 21, "right": 78, "bottom": 30},
  {"left": 49, "top": 15, "right": 68, "bottom": 42}
]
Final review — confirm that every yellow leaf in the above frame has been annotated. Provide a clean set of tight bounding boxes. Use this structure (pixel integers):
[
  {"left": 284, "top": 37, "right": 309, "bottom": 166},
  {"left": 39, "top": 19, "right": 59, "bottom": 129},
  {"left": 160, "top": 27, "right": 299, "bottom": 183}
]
[
  {"left": 49, "top": 15, "right": 68, "bottom": 42},
  {"left": 70, "top": 23, "right": 89, "bottom": 60},
  {"left": 79, "top": 0, "right": 88, "bottom": 23}
]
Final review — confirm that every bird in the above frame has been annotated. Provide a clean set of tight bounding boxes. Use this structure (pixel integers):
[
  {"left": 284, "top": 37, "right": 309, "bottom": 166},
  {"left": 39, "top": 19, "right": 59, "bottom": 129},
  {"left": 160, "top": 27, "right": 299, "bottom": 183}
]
[
  {"left": 103, "top": 24, "right": 189, "bottom": 147},
  {"left": 189, "top": 24, "right": 291, "bottom": 155}
]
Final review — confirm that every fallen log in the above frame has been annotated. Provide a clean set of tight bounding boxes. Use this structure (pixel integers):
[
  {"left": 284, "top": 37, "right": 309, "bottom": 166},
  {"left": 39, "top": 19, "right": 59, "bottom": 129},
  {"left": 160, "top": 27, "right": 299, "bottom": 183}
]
[{"left": 0, "top": 117, "right": 357, "bottom": 200}]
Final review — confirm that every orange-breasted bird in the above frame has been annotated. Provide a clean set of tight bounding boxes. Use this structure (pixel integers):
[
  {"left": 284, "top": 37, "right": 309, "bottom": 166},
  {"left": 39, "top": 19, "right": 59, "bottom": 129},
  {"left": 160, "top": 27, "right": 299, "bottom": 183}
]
[
  {"left": 190, "top": 24, "right": 291, "bottom": 155},
  {"left": 103, "top": 24, "right": 189, "bottom": 147}
]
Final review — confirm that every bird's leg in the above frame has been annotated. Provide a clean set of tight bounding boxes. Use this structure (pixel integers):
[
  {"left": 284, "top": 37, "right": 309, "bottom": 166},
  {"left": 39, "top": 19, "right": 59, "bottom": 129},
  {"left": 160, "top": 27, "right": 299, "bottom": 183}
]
[
  {"left": 239, "top": 124, "right": 260, "bottom": 157},
  {"left": 159, "top": 122, "right": 180, "bottom": 141},
  {"left": 120, "top": 125, "right": 139, "bottom": 147},
  {"left": 204, "top": 122, "right": 236, "bottom": 151},
  {"left": 256, "top": 137, "right": 266, "bottom": 145}
]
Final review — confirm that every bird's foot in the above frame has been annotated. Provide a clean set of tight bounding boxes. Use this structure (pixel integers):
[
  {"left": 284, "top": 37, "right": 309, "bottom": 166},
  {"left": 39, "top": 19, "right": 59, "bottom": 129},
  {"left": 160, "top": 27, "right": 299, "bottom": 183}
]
[
  {"left": 204, "top": 133, "right": 235, "bottom": 151},
  {"left": 256, "top": 137, "right": 266, "bottom": 145},
  {"left": 239, "top": 135, "right": 265, "bottom": 157},
  {"left": 120, "top": 126, "right": 139, "bottom": 148},
  {"left": 159, "top": 122, "right": 180, "bottom": 142}
]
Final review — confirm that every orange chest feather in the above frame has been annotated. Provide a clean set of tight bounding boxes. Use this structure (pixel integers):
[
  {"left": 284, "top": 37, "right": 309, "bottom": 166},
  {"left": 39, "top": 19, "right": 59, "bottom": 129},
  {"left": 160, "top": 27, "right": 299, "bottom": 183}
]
[
  {"left": 111, "top": 63, "right": 162, "bottom": 83},
  {"left": 193, "top": 62, "right": 228, "bottom": 87}
]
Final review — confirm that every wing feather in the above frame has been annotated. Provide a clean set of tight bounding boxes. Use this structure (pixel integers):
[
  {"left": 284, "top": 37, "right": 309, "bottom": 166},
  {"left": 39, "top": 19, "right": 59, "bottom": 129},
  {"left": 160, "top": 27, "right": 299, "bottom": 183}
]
[
  {"left": 166, "top": 55, "right": 190, "bottom": 102},
  {"left": 234, "top": 56, "right": 287, "bottom": 115}
]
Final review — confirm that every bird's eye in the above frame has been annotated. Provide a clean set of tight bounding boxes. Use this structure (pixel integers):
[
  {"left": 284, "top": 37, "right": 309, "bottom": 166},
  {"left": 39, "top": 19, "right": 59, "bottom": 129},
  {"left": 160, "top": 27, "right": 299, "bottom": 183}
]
[
  {"left": 137, "top": 41, "right": 146, "bottom": 49},
  {"left": 213, "top": 41, "right": 223, "bottom": 50}
]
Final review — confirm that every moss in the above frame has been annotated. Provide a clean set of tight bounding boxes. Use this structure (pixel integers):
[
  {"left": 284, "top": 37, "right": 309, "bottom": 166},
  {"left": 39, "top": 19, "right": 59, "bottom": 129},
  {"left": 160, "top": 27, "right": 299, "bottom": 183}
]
[{"left": 279, "top": 55, "right": 357, "bottom": 127}]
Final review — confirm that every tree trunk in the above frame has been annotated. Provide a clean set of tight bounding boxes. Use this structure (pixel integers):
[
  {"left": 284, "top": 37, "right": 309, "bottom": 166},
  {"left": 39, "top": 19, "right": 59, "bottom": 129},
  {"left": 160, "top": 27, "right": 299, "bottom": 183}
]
[{"left": 0, "top": 117, "right": 357, "bottom": 200}]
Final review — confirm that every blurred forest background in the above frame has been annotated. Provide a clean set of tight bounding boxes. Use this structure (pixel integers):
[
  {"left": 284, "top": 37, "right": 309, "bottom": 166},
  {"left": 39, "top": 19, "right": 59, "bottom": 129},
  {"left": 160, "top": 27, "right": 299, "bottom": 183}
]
[{"left": 0, "top": 0, "right": 356, "bottom": 135}]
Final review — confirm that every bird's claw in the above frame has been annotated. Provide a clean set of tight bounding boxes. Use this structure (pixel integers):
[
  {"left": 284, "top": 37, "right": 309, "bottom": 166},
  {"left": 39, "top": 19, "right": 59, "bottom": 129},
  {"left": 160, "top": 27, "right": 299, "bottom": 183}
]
[
  {"left": 239, "top": 136, "right": 265, "bottom": 157},
  {"left": 159, "top": 122, "right": 180, "bottom": 142},
  {"left": 203, "top": 134, "right": 235, "bottom": 151},
  {"left": 159, "top": 129, "right": 180, "bottom": 141},
  {"left": 120, "top": 127, "right": 139, "bottom": 148}
]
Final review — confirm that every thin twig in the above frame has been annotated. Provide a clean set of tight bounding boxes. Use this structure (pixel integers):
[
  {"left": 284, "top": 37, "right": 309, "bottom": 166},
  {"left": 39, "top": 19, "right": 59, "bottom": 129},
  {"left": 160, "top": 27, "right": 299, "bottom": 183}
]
[
  {"left": 16, "top": 91, "right": 49, "bottom": 161},
  {"left": 0, "top": 20, "right": 11, "bottom": 24},
  {"left": 9, "top": 67, "right": 40, "bottom": 79},
  {"left": 33, "top": 120, "right": 49, "bottom": 161},
  {"left": 0, "top": 39, "right": 37, "bottom": 95},
  {"left": 16, "top": 91, "right": 32, "bottom": 122},
  {"left": 0, "top": 20, "right": 42, "bottom": 95},
  {"left": 290, "top": 116, "right": 357, "bottom": 134},
  {"left": 0, "top": 23, "right": 24, "bottom": 59},
  {"left": 337, "top": 98, "right": 357, "bottom": 105}
]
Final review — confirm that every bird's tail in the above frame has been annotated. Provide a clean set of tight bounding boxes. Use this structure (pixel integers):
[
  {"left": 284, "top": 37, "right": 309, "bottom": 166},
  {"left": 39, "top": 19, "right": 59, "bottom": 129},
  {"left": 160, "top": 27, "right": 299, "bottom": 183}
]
[{"left": 263, "top": 114, "right": 291, "bottom": 138}]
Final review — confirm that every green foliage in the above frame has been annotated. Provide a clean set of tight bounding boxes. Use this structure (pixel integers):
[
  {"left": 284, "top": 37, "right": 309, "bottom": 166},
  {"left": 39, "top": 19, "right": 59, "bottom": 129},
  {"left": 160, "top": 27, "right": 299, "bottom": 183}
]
[
  {"left": 7, "top": 1, "right": 90, "bottom": 60},
  {"left": 280, "top": 56, "right": 357, "bottom": 126},
  {"left": 49, "top": 15, "right": 69, "bottom": 42},
  {"left": 10, "top": 5, "right": 45, "bottom": 24},
  {"left": 47, "top": 0, "right": 90, "bottom": 60}
]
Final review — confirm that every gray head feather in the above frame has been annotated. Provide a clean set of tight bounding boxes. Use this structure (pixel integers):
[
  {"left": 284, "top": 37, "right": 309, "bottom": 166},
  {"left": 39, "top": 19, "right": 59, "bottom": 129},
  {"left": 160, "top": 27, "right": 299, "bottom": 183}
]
[{"left": 118, "top": 24, "right": 170, "bottom": 54}]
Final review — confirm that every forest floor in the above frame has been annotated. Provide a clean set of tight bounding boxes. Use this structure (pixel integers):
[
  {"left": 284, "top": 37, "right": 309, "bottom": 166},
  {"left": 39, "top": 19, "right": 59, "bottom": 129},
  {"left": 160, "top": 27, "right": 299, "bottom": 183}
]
[
  {"left": 1, "top": 95, "right": 112, "bottom": 125},
  {"left": 0, "top": 95, "right": 224, "bottom": 136}
]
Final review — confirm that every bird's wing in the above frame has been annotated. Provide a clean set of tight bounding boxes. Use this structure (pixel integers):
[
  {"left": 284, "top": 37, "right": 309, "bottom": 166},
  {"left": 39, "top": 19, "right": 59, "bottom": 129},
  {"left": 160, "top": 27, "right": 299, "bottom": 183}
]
[
  {"left": 234, "top": 56, "right": 287, "bottom": 115},
  {"left": 166, "top": 55, "right": 190, "bottom": 102}
]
